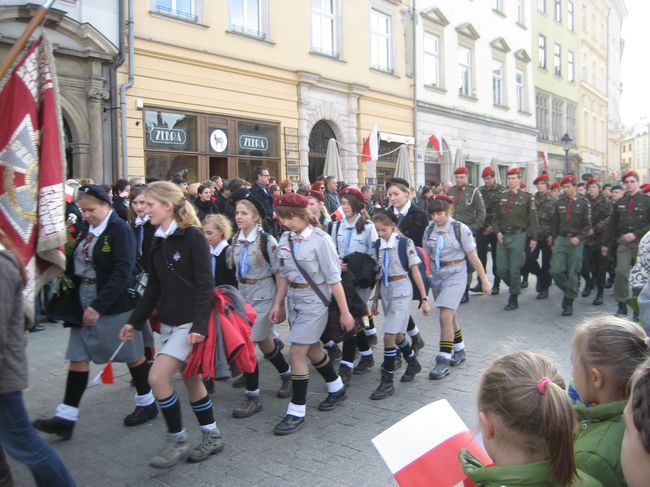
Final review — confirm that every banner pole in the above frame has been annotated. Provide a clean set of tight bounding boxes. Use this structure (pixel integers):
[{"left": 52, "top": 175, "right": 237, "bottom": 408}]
[{"left": 0, "top": 0, "right": 56, "bottom": 80}]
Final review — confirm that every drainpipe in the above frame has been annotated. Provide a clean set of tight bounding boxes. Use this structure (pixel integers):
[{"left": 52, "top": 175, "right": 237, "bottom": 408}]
[
  {"left": 412, "top": 0, "right": 418, "bottom": 188},
  {"left": 119, "top": 0, "right": 134, "bottom": 179},
  {"left": 108, "top": 0, "right": 125, "bottom": 182}
]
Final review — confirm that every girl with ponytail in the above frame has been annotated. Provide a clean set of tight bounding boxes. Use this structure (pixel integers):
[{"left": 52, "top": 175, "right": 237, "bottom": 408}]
[{"left": 621, "top": 358, "right": 650, "bottom": 487}]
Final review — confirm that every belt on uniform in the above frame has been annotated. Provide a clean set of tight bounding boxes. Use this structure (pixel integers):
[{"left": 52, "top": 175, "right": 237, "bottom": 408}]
[
  {"left": 388, "top": 275, "right": 408, "bottom": 282},
  {"left": 80, "top": 278, "right": 96, "bottom": 285},
  {"left": 502, "top": 229, "right": 523, "bottom": 235},
  {"left": 239, "top": 277, "right": 271, "bottom": 285},
  {"left": 439, "top": 258, "right": 465, "bottom": 268},
  {"left": 289, "top": 282, "right": 310, "bottom": 289}
]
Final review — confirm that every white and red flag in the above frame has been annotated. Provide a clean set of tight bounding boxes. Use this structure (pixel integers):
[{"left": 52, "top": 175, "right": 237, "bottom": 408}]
[
  {"left": 428, "top": 133, "right": 443, "bottom": 158},
  {"left": 0, "top": 34, "right": 66, "bottom": 322},
  {"left": 372, "top": 399, "right": 492, "bottom": 487},
  {"left": 362, "top": 125, "right": 379, "bottom": 163},
  {"left": 540, "top": 151, "right": 549, "bottom": 170},
  {"left": 89, "top": 341, "right": 125, "bottom": 386},
  {"left": 331, "top": 205, "right": 344, "bottom": 221}
]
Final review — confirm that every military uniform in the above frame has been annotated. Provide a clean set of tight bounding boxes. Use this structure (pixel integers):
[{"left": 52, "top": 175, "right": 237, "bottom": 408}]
[
  {"left": 450, "top": 183, "right": 485, "bottom": 290},
  {"left": 604, "top": 190, "right": 650, "bottom": 306},
  {"left": 523, "top": 190, "right": 556, "bottom": 296},
  {"left": 476, "top": 183, "right": 504, "bottom": 290},
  {"left": 492, "top": 188, "right": 538, "bottom": 301},
  {"left": 581, "top": 193, "right": 611, "bottom": 302},
  {"left": 550, "top": 193, "right": 591, "bottom": 311}
]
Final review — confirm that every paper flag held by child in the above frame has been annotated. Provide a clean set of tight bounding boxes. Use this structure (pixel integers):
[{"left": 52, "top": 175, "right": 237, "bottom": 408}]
[
  {"left": 89, "top": 341, "right": 125, "bottom": 386},
  {"left": 372, "top": 399, "right": 491, "bottom": 487}
]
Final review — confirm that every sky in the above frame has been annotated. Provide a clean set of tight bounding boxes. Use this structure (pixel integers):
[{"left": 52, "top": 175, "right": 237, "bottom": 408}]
[{"left": 619, "top": 0, "right": 650, "bottom": 125}]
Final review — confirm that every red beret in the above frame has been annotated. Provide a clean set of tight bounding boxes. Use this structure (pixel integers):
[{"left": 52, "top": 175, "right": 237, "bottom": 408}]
[
  {"left": 454, "top": 166, "right": 469, "bottom": 175},
  {"left": 520, "top": 182, "right": 527, "bottom": 190},
  {"left": 434, "top": 194, "right": 453, "bottom": 204},
  {"left": 561, "top": 175, "right": 577, "bottom": 186},
  {"left": 550, "top": 182, "right": 561, "bottom": 190},
  {"left": 643, "top": 184, "right": 650, "bottom": 194},
  {"left": 533, "top": 174, "right": 549, "bottom": 185},
  {"left": 311, "top": 182, "right": 324, "bottom": 191},
  {"left": 306, "top": 190, "right": 324, "bottom": 202},
  {"left": 341, "top": 187, "right": 365, "bottom": 202},
  {"left": 622, "top": 171, "right": 639, "bottom": 182},
  {"left": 481, "top": 167, "right": 495, "bottom": 178},
  {"left": 506, "top": 167, "right": 520, "bottom": 176},
  {"left": 586, "top": 177, "right": 600, "bottom": 186},
  {"left": 276, "top": 193, "right": 309, "bottom": 208}
]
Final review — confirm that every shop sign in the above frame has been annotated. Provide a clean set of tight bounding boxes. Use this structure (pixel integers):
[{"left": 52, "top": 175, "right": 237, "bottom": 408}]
[
  {"left": 209, "top": 128, "right": 228, "bottom": 153},
  {"left": 149, "top": 127, "right": 187, "bottom": 145},
  {"left": 239, "top": 134, "right": 268, "bottom": 152}
]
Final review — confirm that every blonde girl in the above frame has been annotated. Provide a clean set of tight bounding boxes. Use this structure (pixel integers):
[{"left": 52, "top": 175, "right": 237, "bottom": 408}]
[
  {"left": 461, "top": 351, "right": 600, "bottom": 486},
  {"left": 119, "top": 181, "right": 221, "bottom": 469},
  {"left": 306, "top": 189, "right": 331, "bottom": 228},
  {"left": 621, "top": 358, "right": 650, "bottom": 487},
  {"left": 202, "top": 214, "right": 236, "bottom": 288},
  {"left": 571, "top": 316, "right": 649, "bottom": 486},
  {"left": 228, "top": 190, "right": 291, "bottom": 419}
]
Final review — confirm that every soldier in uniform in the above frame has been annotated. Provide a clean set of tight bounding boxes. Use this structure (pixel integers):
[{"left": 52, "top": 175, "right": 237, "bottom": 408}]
[
  {"left": 449, "top": 166, "right": 486, "bottom": 304},
  {"left": 472, "top": 166, "right": 503, "bottom": 295},
  {"left": 492, "top": 167, "right": 538, "bottom": 311},
  {"left": 549, "top": 175, "right": 592, "bottom": 316},
  {"left": 581, "top": 177, "right": 612, "bottom": 305},
  {"left": 602, "top": 171, "right": 650, "bottom": 317},
  {"left": 523, "top": 173, "right": 556, "bottom": 299}
]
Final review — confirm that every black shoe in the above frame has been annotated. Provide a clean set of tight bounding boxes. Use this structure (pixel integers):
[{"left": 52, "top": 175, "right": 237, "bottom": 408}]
[
  {"left": 460, "top": 291, "right": 469, "bottom": 304},
  {"left": 561, "top": 297, "right": 573, "bottom": 317},
  {"left": 326, "top": 343, "right": 342, "bottom": 361},
  {"left": 365, "top": 333, "right": 378, "bottom": 347},
  {"left": 124, "top": 403, "right": 158, "bottom": 427},
  {"left": 400, "top": 356, "right": 422, "bottom": 383},
  {"left": 592, "top": 291, "right": 604, "bottom": 306},
  {"left": 353, "top": 355, "right": 374, "bottom": 374},
  {"left": 273, "top": 415, "right": 305, "bottom": 436},
  {"left": 410, "top": 333, "right": 425, "bottom": 355},
  {"left": 204, "top": 378, "right": 215, "bottom": 395},
  {"left": 491, "top": 286, "right": 500, "bottom": 296},
  {"left": 581, "top": 282, "right": 594, "bottom": 298},
  {"left": 616, "top": 302, "right": 627, "bottom": 316},
  {"left": 504, "top": 294, "right": 518, "bottom": 311},
  {"left": 29, "top": 322, "right": 46, "bottom": 333},
  {"left": 371, "top": 370, "right": 395, "bottom": 400},
  {"left": 317, "top": 387, "right": 346, "bottom": 411},
  {"left": 231, "top": 375, "right": 245, "bottom": 388},
  {"left": 521, "top": 277, "right": 528, "bottom": 289},
  {"left": 536, "top": 289, "right": 549, "bottom": 300},
  {"left": 381, "top": 355, "right": 402, "bottom": 372},
  {"left": 338, "top": 364, "right": 352, "bottom": 387},
  {"left": 469, "top": 284, "right": 482, "bottom": 293},
  {"left": 605, "top": 276, "right": 614, "bottom": 289},
  {"left": 33, "top": 416, "right": 75, "bottom": 440}
]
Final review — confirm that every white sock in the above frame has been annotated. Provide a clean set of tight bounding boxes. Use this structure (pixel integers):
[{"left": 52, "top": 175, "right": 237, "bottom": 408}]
[
  {"left": 245, "top": 389, "right": 260, "bottom": 397},
  {"left": 134, "top": 391, "right": 155, "bottom": 407},
  {"left": 280, "top": 368, "right": 292, "bottom": 377},
  {"left": 327, "top": 376, "right": 344, "bottom": 393},
  {"left": 324, "top": 340, "right": 335, "bottom": 348},
  {"left": 55, "top": 403, "right": 79, "bottom": 422},
  {"left": 287, "top": 402, "right": 306, "bottom": 418},
  {"left": 272, "top": 330, "right": 280, "bottom": 340},
  {"left": 454, "top": 342, "right": 466, "bottom": 352},
  {"left": 340, "top": 360, "right": 354, "bottom": 369},
  {"left": 365, "top": 328, "right": 377, "bottom": 336},
  {"left": 200, "top": 422, "right": 217, "bottom": 433},
  {"left": 438, "top": 352, "right": 453, "bottom": 360},
  {"left": 359, "top": 349, "right": 373, "bottom": 357},
  {"left": 408, "top": 326, "right": 420, "bottom": 337}
]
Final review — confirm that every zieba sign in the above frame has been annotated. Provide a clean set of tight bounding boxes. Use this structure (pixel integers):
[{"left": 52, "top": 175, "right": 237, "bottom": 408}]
[
  {"left": 239, "top": 134, "right": 268, "bottom": 151},
  {"left": 149, "top": 127, "right": 187, "bottom": 145}
]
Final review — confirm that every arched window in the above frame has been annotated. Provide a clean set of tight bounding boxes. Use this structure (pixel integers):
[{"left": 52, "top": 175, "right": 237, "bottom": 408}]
[{"left": 308, "top": 120, "right": 336, "bottom": 182}]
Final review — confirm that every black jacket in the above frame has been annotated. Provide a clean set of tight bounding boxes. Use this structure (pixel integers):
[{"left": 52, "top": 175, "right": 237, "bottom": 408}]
[
  {"left": 129, "top": 226, "right": 213, "bottom": 336},
  {"left": 194, "top": 199, "right": 220, "bottom": 222},
  {"left": 112, "top": 195, "right": 129, "bottom": 221},
  {"left": 343, "top": 252, "right": 377, "bottom": 289},
  {"left": 251, "top": 182, "right": 275, "bottom": 220},
  {"left": 389, "top": 203, "right": 429, "bottom": 246},
  {"left": 130, "top": 220, "right": 156, "bottom": 273}
]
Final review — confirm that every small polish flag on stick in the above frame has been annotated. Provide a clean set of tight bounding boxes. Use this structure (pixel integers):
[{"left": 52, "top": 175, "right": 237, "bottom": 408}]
[
  {"left": 540, "top": 151, "right": 549, "bottom": 170},
  {"left": 89, "top": 341, "right": 125, "bottom": 386},
  {"left": 428, "top": 133, "right": 443, "bottom": 158},
  {"left": 331, "top": 205, "right": 344, "bottom": 221},
  {"left": 64, "top": 184, "right": 75, "bottom": 203},
  {"left": 362, "top": 125, "right": 379, "bottom": 163},
  {"left": 372, "top": 399, "right": 492, "bottom": 487}
]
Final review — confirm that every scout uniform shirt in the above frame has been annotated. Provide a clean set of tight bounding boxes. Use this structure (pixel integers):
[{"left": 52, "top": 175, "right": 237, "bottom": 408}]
[
  {"left": 605, "top": 191, "right": 650, "bottom": 245},
  {"left": 450, "top": 183, "right": 486, "bottom": 230},
  {"left": 534, "top": 191, "right": 556, "bottom": 240},
  {"left": 332, "top": 215, "right": 378, "bottom": 259},
  {"left": 479, "top": 182, "right": 505, "bottom": 230},
  {"left": 586, "top": 193, "right": 612, "bottom": 248},
  {"left": 492, "top": 188, "right": 539, "bottom": 241},
  {"left": 551, "top": 193, "right": 592, "bottom": 241}
]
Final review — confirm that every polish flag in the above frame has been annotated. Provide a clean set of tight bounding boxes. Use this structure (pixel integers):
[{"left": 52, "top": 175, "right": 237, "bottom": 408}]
[
  {"left": 362, "top": 125, "right": 379, "bottom": 163},
  {"left": 89, "top": 341, "right": 124, "bottom": 386},
  {"left": 372, "top": 399, "right": 492, "bottom": 487},
  {"left": 64, "top": 184, "right": 75, "bottom": 203},
  {"left": 540, "top": 151, "right": 549, "bottom": 170},
  {"left": 428, "top": 133, "right": 443, "bottom": 157},
  {"left": 331, "top": 205, "right": 344, "bottom": 221}
]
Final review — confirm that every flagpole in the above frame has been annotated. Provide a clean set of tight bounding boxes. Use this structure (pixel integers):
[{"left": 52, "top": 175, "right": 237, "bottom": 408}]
[{"left": 0, "top": 0, "right": 56, "bottom": 80}]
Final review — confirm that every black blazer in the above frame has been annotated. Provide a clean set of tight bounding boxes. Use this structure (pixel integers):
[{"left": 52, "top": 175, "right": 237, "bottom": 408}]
[
  {"left": 389, "top": 203, "right": 429, "bottom": 246},
  {"left": 130, "top": 220, "right": 156, "bottom": 273},
  {"left": 112, "top": 195, "right": 129, "bottom": 221},
  {"left": 73, "top": 211, "right": 136, "bottom": 315},
  {"left": 194, "top": 199, "right": 220, "bottom": 222},
  {"left": 213, "top": 246, "right": 237, "bottom": 288},
  {"left": 251, "top": 182, "right": 275, "bottom": 219}
]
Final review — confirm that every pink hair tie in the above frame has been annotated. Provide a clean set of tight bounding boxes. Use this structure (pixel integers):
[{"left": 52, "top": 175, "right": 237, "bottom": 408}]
[{"left": 536, "top": 377, "right": 552, "bottom": 395}]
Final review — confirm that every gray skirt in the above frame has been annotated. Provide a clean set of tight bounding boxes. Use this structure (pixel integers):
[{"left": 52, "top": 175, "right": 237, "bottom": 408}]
[
  {"left": 380, "top": 278, "right": 412, "bottom": 334},
  {"left": 239, "top": 277, "right": 275, "bottom": 342},
  {"left": 287, "top": 287, "right": 329, "bottom": 344},
  {"left": 431, "top": 263, "right": 467, "bottom": 310}
]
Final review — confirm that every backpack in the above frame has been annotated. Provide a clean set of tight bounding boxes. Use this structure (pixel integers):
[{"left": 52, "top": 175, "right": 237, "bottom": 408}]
[
  {"left": 374, "top": 236, "right": 430, "bottom": 302},
  {"left": 422, "top": 221, "right": 468, "bottom": 255}
]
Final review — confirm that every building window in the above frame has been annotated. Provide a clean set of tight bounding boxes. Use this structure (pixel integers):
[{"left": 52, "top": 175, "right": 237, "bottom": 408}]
[
  {"left": 230, "top": 0, "right": 266, "bottom": 39},
  {"left": 516, "top": 69, "right": 525, "bottom": 111},
  {"left": 154, "top": 0, "right": 198, "bottom": 22},
  {"left": 582, "top": 5, "right": 587, "bottom": 31},
  {"left": 591, "top": 60, "right": 596, "bottom": 87},
  {"left": 458, "top": 46, "right": 472, "bottom": 97},
  {"left": 582, "top": 52, "right": 588, "bottom": 80},
  {"left": 538, "top": 34, "right": 546, "bottom": 69},
  {"left": 567, "top": 50, "right": 575, "bottom": 82},
  {"left": 536, "top": 91, "right": 550, "bottom": 140},
  {"left": 492, "top": 60, "right": 504, "bottom": 106},
  {"left": 553, "top": 43, "right": 561, "bottom": 76},
  {"left": 552, "top": 98, "right": 563, "bottom": 142},
  {"left": 517, "top": 0, "right": 525, "bottom": 24},
  {"left": 424, "top": 32, "right": 440, "bottom": 87},
  {"left": 311, "top": 0, "right": 338, "bottom": 57},
  {"left": 583, "top": 111, "right": 589, "bottom": 146},
  {"left": 592, "top": 115, "right": 598, "bottom": 150},
  {"left": 370, "top": 8, "right": 392, "bottom": 72},
  {"left": 493, "top": 0, "right": 502, "bottom": 12},
  {"left": 566, "top": 102, "right": 576, "bottom": 137},
  {"left": 538, "top": 0, "right": 546, "bottom": 13},
  {"left": 554, "top": 0, "right": 561, "bottom": 23},
  {"left": 567, "top": 1, "right": 574, "bottom": 31}
]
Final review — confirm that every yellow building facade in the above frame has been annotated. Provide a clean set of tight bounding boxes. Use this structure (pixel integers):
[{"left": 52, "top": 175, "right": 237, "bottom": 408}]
[{"left": 119, "top": 0, "right": 414, "bottom": 186}]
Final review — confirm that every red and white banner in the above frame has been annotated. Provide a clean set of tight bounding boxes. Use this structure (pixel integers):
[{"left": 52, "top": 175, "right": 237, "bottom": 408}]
[
  {"left": 0, "top": 34, "right": 66, "bottom": 322},
  {"left": 372, "top": 399, "right": 492, "bottom": 487},
  {"left": 428, "top": 133, "right": 443, "bottom": 157},
  {"left": 362, "top": 125, "right": 379, "bottom": 163},
  {"left": 540, "top": 151, "right": 549, "bottom": 170}
]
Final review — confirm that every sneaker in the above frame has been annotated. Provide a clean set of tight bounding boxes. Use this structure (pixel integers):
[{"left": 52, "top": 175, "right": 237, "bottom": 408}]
[
  {"left": 326, "top": 343, "right": 342, "bottom": 361},
  {"left": 450, "top": 349, "right": 466, "bottom": 367},
  {"left": 33, "top": 416, "right": 75, "bottom": 440},
  {"left": 232, "top": 395, "right": 263, "bottom": 418},
  {"left": 149, "top": 432, "right": 190, "bottom": 469},
  {"left": 231, "top": 375, "right": 246, "bottom": 388},
  {"left": 353, "top": 355, "right": 374, "bottom": 374},
  {"left": 124, "top": 403, "right": 158, "bottom": 427},
  {"left": 429, "top": 356, "right": 451, "bottom": 380},
  {"left": 317, "top": 388, "right": 346, "bottom": 411},
  {"left": 187, "top": 430, "right": 223, "bottom": 463},
  {"left": 273, "top": 414, "right": 305, "bottom": 436},
  {"left": 277, "top": 374, "right": 292, "bottom": 399},
  {"left": 366, "top": 333, "right": 378, "bottom": 347}
]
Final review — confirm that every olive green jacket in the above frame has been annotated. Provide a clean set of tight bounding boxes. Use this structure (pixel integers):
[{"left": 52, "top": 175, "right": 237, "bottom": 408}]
[
  {"left": 551, "top": 194, "right": 592, "bottom": 241},
  {"left": 450, "top": 184, "right": 486, "bottom": 229},
  {"left": 586, "top": 193, "right": 612, "bottom": 247},
  {"left": 605, "top": 191, "right": 650, "bottom": 245},
  {"left": 480, "top": 183, "right": 505, "bottom": 228},
  {"left": 492, "top": 189, "right": 539, "bottom": 241},
  {"left": 535, "top": 191, "right": 556, "bottom": 240}
]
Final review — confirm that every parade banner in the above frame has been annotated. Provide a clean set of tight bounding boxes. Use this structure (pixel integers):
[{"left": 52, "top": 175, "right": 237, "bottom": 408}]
[
  {"left": 0, "top": 34, "right": 66, "bottom": 323},
  {"left": 372, "top": 399, "right": 491, "bottom": 487}
]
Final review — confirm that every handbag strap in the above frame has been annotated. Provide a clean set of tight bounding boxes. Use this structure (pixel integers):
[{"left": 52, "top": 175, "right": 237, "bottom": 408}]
[{"left": 289, "top": 238, "right": 330, "bottom": 307}]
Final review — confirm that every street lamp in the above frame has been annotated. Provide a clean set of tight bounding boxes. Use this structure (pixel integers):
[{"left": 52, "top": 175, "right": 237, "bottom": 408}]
[{"left": 561, "top": 133, "right": 573, "bottom": 175}]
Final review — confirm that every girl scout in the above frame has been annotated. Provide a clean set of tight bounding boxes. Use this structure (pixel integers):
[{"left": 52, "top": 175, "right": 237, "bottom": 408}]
[
  {"left": 229, "top": 189, "right": 291, "bottom": 418},
  {"left": 269, "top": 193, "right": 355, "bottom": 435},
  {"left": 369, "top": 210, "right": 429, "bottom": 400},
  {"left": 423, "top": 195, "right": 491, "bottom": 381}
]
